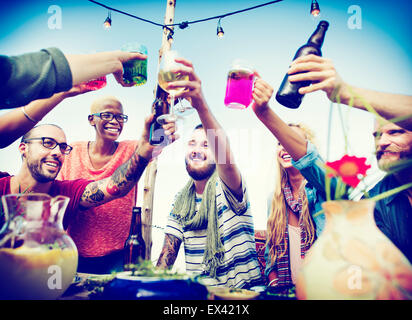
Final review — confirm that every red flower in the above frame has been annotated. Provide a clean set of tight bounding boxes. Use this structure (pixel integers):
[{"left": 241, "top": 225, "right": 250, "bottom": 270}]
[{"left": 326, "top": 155, "right": 371, "bottom": 188}]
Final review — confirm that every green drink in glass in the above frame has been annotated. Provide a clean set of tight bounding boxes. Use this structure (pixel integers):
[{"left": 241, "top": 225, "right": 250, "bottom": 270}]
[{"left": 121, "top": 43, "right": 148, "bottom": 86}]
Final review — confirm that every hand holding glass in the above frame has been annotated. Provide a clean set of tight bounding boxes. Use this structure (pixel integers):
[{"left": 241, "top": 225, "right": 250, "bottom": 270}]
[
  {"left": 157, "top": 50, "right": 189, "bottom": 124},
  {"left": 121, "top": 43, "right": 148, "bottom": 86}
]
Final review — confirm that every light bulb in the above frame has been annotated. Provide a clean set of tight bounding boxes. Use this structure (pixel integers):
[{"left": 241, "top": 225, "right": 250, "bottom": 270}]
[
  {"left": 103, "top": 11, "right": 111, "bottom": 30},
  {"left": 103, "top": 17, "right": 111, "bottom": 29},
  {"left": 310, "top": 0, "right": 321, "bottom": 17},
  {"left": 217, "top": 27, "right": 224, "bottom": 38},
  {"left": 216, "top": 18, "right": 224, "bottom": 39}
]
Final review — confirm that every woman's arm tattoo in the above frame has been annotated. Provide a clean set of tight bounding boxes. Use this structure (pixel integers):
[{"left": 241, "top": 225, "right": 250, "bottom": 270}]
[
  {"left": 80, "top": 180, "right": 105, "bottom": 206},
  {"left": 80, "top": 152, "right": 149, "bottom": 207},
  {"left": 106, "top": 153, "right": 148, "bottom": 195}
]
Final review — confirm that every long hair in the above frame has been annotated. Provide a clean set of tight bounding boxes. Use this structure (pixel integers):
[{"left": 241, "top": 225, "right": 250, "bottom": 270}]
[{"left": 266, "top": 123, "right": 316, "bottom": 265}]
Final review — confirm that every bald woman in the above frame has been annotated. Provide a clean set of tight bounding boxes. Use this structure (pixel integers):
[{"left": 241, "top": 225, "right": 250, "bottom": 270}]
[{"left": 57, "top": 95, "right": 140, "bottom": 274}]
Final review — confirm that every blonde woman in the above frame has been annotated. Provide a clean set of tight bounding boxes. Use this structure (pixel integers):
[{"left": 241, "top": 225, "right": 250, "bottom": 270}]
[
  {"left": 251, "top": 75, "right": 327, "bottom": 288},
  {"left": 265, "top": 123, "right": 323, "bottom": 287}
]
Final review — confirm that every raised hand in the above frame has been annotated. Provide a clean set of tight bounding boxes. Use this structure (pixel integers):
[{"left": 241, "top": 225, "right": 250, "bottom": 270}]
[
  {"left": 112, "top": 51, "right": 148, "bottom": 87},
  {"left": 252, "top": 72, "right": 274, "bottom": 116},
  {"left": 287, "top": 54, "right": 346, "bottom": 102},
  {"left": 165, "top": 57, "right": 205, "bottom": 109}
]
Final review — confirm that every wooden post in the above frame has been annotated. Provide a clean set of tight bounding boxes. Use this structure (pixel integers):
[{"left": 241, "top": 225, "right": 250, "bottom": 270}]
[{"left": 142, "top": 0, "right": 176, "bottom": 261}]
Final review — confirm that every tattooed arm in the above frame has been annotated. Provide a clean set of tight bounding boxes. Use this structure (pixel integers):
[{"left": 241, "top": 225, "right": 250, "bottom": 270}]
[
  {"left": 156, "top": 233, "right": 182, "bottom": 269},
  {"left": 79, "top": 114, "right": 177, "bottom": 209}
]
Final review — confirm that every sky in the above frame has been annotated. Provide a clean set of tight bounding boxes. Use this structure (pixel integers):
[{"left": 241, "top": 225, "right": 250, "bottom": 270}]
[{"left": 1, "top": 0, "right": 412, "bottom": 270}]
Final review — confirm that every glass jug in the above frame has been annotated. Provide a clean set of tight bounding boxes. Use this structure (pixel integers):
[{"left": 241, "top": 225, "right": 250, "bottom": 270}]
[{"left": 0, "top": 193, "right": 78, "bottom": 300}]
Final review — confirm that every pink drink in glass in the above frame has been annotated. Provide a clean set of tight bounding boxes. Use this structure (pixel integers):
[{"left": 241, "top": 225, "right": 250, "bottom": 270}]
[
  {"left": 83, "top": 76, "right": 107, "bottom": 90},
  {"left": 224, "top": 69, "right": 254, "bottom": 109}
]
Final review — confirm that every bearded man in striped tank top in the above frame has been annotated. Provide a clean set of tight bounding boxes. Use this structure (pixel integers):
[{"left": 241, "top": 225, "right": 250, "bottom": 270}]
[{"left": 156, "top": 57, "right": 262, "bottom": 289}]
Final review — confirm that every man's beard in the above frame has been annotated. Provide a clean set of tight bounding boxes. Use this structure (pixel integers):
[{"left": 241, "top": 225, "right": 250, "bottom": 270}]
[
  {"left": 185, "top": 158, "right": 216, "bottom": 181},
  {"left": 376, "top": 148, "right": 412, "bottom": 172},
  {"left": 27, "top": 159, "right": 59, "bottom": 183}
]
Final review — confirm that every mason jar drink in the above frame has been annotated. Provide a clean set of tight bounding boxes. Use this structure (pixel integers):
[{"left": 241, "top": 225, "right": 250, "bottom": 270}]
[
  {"left": 224, "top": 60, "right": 255, "bottom": 109},
  {"left": 121, "top": 43, "right": 148, "bottom": 86}
]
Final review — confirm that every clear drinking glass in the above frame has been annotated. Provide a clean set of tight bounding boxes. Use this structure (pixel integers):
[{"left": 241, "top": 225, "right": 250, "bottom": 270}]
[{"left": 157, "top": 50, "right": 192, "bottom": 124}]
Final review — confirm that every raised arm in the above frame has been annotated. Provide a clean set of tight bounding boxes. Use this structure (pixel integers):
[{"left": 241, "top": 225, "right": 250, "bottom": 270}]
[
  {"left": 65, "top": 50, "right": 147, "bottom": 87},
  {"left": 252, "top": 75, "right": 336, "bottom": 199},
  {"left": 79, "top": 115, "right": 177, "bottom": 208},
  {"left": 0, "top": 85, "right": 90, "bottom": 148},
  {"left": 167, "top": 58, "right": 243, "bottom": 198},
  {"left": 252, "top": 75, "right": 308, "bottom": 161},
  {"left": 287, "top": 54, "right": 412, "bottom": 130},
  {"left": 156, "top": 234, "right": 182, "bottom": 269},
  {"left": 1, "top": 48, "right": 147, "bottom": 109}
]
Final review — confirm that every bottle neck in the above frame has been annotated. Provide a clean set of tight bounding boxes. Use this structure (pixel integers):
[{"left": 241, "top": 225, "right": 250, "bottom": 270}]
[
  {"left": 307, "top": 21, "right": 329, "bottom": 48},
  {"left": 129, "top": 209, "right": 143, "bottom": 238}
]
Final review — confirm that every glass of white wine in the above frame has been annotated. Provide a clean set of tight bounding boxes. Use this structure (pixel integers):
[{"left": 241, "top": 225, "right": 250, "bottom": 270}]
[{"left": 157, "top": 50, "right": 192, "bottom": 124}]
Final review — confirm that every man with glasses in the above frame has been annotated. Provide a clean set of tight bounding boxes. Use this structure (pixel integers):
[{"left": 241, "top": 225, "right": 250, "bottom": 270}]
[
  {"left": 56, "top": 95, "right": 144, "bottom": 273},
  {"left": 0, "top": 117, "right": 177, "bottom": 268}
]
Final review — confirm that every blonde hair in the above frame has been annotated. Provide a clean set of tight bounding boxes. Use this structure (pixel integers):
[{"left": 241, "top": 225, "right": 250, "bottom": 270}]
[
  {"left": 266, "top": 123, "right": 316, "bottom": 265},
  {"left": 90, "top": 96, "right": 122, "bottom": 114}
]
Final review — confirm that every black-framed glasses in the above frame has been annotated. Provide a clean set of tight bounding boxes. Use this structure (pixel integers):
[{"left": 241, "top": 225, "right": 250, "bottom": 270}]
[
  {"left": 90, "top": 112, "right": 128, "bottom": 123},
  {"left": 23, "top": 137, "right": 73, "bottom": 155}
]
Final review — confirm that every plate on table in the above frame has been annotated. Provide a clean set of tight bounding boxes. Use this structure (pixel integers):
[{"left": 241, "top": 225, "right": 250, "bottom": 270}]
[
  {"left": 115, "top": 270, "right": 189, "bottom": 281},
  {"left": 102, "top": 271, "right": 208, "bottom": 300},
  {"left": 207, "top": 287, "right": 260, "bottom": 300}
]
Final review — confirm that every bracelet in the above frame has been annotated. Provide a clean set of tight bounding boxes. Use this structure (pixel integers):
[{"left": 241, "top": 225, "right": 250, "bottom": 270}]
[{"left": 21, "top": 107, "right": 39, "bottom": 123}]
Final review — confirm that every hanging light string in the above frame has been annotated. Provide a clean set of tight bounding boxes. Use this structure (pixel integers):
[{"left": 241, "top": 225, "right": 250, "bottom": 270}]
[
  {"left": 89, "top": 0, "right": 164, "bottom": 27},
  {"left": 88, "top": 0, "right": 284, "bottom": 31},
  {"left": 175, "top": 0, "right": 284, "bottom": 27}
]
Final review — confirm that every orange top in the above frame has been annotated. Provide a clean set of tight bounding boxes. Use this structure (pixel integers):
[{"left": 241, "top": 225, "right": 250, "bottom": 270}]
[{"left": 57, "top": 140, "right": 139, "bottom": 257}]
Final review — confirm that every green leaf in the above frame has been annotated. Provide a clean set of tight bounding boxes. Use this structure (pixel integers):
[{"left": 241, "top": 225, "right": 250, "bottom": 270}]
[{"left": 369, "top": 182, "right": 412, "bottom": 203}]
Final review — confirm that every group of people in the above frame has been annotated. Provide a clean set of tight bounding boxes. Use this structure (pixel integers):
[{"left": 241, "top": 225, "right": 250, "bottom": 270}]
[{"left": 0, "top": 47, "right": 411, "bottom": 291}]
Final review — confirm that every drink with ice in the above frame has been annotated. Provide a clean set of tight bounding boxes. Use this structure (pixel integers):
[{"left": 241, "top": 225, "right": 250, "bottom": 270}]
[
  {"left": 121, "top": 43, "right": 148, "bottom": 86},
  {"left": 224, "top": 65, "right": 254, "bottom": 109}
]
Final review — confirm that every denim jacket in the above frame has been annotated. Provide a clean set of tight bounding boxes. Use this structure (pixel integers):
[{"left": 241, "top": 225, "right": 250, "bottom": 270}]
[
  {"left": 291, "top": 141, "right": 328, "bottom": 235},
  {"left": 368, "top": 174, "right": 412, "bottom": 263}
]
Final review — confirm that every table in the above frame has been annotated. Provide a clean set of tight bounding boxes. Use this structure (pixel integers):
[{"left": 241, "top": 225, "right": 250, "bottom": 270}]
[{"left": 60, "top": 273, "right": 296, "bottom": 300}]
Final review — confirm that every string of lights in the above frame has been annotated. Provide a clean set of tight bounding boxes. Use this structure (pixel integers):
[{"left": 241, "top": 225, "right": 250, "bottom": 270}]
[
  {"left": 88, "top": 0, "right": 290, "bottom": 38},
  {"left": 90, "top": 0, "right": 321, "bottom": 38}
]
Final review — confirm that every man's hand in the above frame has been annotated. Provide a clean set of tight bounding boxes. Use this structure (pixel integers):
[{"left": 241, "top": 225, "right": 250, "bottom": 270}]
[
  {"left": 287, "top": 54, "right": 347, "bottom": 102},
  {"left": 165, "top": 57, "right": 206, "bottom": 110}
]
